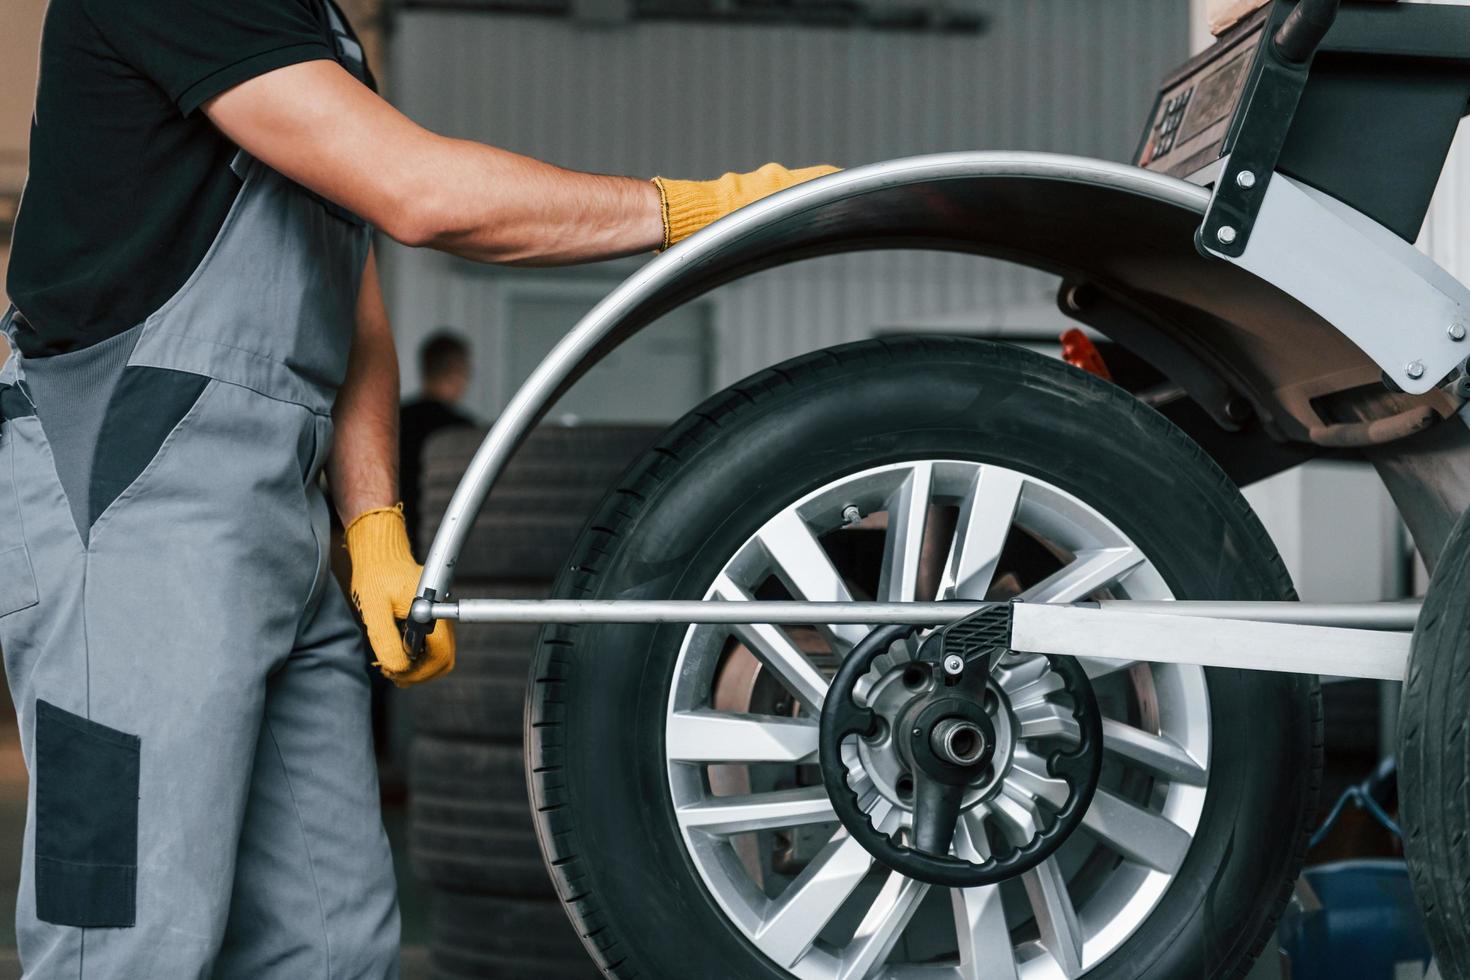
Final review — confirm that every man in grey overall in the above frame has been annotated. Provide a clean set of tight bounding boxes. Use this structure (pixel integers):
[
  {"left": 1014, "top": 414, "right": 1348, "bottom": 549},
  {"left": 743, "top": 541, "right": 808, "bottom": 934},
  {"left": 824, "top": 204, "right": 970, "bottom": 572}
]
[{"left": 0, "top": 0, "right": 832, "bottom": 974}]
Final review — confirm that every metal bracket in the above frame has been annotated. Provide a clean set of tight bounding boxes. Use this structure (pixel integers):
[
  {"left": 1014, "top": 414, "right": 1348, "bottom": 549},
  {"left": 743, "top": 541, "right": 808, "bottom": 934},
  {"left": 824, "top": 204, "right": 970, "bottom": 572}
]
[
  {"left": 1198, "top": 1, "right": 1315, "bottom": 257},
  {"left": 403, "top": 590, "right": 439, "bottom": 662},
  {"left": 921, "top": 602, "right": 1013, "bottom": 676},
  {"left": 1203, "top": 173, "right": 1470, "bottom": 394},
  {"left": 1200, "top": 148, "right": 1279, "bottom": 257}
]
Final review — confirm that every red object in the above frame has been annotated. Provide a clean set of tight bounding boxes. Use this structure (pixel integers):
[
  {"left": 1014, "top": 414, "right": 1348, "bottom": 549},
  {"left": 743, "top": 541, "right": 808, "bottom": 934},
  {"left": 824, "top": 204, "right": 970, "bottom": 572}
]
[{"left": 1060, "top": 328, "right": 1113, "bottom": 381}]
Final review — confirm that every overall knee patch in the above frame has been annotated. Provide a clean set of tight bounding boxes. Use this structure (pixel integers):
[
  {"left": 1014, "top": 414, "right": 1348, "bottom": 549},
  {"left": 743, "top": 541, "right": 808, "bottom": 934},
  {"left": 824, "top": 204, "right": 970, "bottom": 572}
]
[{"left": 35, "top": 699, "right": 140, "bottom": 928}]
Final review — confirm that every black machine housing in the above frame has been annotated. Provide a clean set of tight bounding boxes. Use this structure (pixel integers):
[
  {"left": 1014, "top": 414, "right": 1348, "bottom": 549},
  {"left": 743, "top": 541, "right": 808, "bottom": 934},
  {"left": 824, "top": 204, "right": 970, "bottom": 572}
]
[
  {"left": 1077, "top": 0, "right": 1470, "bottom": 492},
  {"left": 1137, "top": 0, "right": 1470, "bottom": 245}
]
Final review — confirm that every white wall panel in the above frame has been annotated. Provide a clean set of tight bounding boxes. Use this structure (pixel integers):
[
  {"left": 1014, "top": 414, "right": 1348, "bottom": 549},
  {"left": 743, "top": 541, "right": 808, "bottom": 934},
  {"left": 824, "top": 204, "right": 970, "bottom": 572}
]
[
  {"left": 384, "top": 2, "right": 1190, "bottom": 416},
  {"left": 1419, "top": 114, "right": 1470, "bottom": 285},
  {"left": 1414, "top": 1, "right": 1470, "bottom": 284}
]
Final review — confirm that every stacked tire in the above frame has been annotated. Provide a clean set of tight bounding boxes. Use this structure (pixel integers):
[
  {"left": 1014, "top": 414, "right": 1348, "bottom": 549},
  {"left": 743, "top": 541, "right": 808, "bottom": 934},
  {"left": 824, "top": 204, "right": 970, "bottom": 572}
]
[
  {"left": 409, "top": 424, "right": 660, "bottom": 980},
  {"left": 1401, "top": 505, "right": 1470, "bottom": 979}
]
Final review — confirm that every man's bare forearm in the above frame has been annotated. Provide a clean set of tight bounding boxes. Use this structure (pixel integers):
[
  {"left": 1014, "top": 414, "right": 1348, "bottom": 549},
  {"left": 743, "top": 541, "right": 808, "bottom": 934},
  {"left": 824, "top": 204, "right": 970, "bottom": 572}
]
[
  {"left": 328, "top": 249, "right": 401, "bottom": 526},
  {"left": 408, "top": 140, "right": 663, "bottom": 265},
  {"left": 206, "top": 62, "right": 663, "bottom": 266}
]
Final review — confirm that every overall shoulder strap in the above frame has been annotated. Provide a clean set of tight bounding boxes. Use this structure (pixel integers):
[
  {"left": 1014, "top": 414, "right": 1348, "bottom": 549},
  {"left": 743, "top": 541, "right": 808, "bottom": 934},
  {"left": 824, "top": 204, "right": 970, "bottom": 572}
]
[
  {"left": 0, "top": 306, "right": 32, "bottom": 353},
  {"left": 321, "top": 0, "right": 370, "bottom": 84}
]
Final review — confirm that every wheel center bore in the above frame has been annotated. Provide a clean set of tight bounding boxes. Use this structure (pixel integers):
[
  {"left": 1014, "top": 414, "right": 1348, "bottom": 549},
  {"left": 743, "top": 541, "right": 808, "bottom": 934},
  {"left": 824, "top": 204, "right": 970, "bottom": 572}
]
[
  {"left": 930, "top": 716, "right": 989, "bottom": 767},
  {"left": 939, "top": 720, "right": 983, "bottom": 764}
]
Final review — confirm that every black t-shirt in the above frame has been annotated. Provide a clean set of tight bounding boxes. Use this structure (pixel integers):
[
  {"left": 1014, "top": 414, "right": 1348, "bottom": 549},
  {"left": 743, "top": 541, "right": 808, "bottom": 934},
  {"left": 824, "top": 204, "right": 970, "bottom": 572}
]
[
  {"left": 6, "top": 0, "right": 374, "bottom": 356},
  {"left": 399, "top": 398, "right": 477, "bottom": 550}
]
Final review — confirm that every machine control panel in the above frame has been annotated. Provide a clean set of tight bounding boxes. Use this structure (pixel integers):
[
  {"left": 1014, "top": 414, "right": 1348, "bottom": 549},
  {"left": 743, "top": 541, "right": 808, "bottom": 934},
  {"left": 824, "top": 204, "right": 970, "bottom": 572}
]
[{"left": 1136, "top": 11, "right": 1266, "bottom": 179}]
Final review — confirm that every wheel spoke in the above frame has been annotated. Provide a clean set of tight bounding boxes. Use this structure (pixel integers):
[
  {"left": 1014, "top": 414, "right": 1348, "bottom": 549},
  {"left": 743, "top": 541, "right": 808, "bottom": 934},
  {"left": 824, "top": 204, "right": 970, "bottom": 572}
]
[
  {"left": 954, "top": 808, "right": 993, "bottom": 862},
  {"left": 757, "top": 510, "right": 870, "bottom": 648},
  {"left": 877, "top": 462, "right": 934, "bottom": 603},
  {"left": 1079, "top": 656, "right": 1138, "bottom": 680},
  {"left": 1004, "top": 671, "right": 1066, "bottom": 710},
  {"left": 992, "top": 788, "right": 1083, "bottom": 975},
  {"left": 838, "top": 871, "right": 929, "bottom": 980},
  {"left": 677, "top": 785, "right": 837, "bottom": 835},
  {"left": 714, "top": 575, "right": 830, "bottom": 711},
  {"left": 1005, "top": 748, "right": 1070, "bottom": 807},
  {"left": 667, "top": 710, "right": 819, "bottom": 764},
  {"left": 1102, "top": 719, "right": 1208, "bottom": 786},
  {"left": 1011, "top": 748, "right": 1194, "bottom": 876},
  {"left": 1013, "top": 701, "right": 1081, "bottom": 742},
  {"left": 993, "top": 654, "right": 1050, "bottom": 692},
  {"left": 756, "top": 834, "right": 874, "bottom": 967},
  {"left": 1081, "top": 788, "right": 1193, "bottom": 874},
  {"left": 1020, "top": 546, "right": 1144, "bottom": 604},
  {"left": 952, "top": 884, "right": 1019, "bottom": 980},
  {"left": 989, "top": 786, "right": 1044, "bottom": 846},
  {"left": 1021, "top": 856, "right": 1084, "bottom": 978},
  {"left": 938, "top": 466, "right": 1025, "bottom": 601}
]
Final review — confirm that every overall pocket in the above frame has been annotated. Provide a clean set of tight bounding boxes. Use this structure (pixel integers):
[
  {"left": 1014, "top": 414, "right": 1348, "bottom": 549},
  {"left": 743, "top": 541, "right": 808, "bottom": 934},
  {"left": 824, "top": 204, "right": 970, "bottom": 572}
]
[
  {"left": 0, "top": 547, "right": 37, "bottom": 618},
  {"left": 0, "top": 386, "right": 39, "bottom": 618},
  {"left": 35, "top": 699, "right": 140, "bottom": 927}
]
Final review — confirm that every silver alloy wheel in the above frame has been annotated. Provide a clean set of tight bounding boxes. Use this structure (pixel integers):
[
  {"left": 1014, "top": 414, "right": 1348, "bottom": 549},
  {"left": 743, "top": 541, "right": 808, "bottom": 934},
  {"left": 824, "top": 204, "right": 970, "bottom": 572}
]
[{"left": 665, "top": 461, "right": 1211, "bottom": 979}]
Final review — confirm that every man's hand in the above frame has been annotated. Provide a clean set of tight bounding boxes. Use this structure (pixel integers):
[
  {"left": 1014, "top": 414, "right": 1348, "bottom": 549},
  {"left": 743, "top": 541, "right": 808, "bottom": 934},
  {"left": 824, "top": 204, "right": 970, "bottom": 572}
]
[
  {"left": 345, "top": 505, "right": 456, "bottom": 687},
  {"left": 653, "top": 163, "right": 840, "bottom": 249}
]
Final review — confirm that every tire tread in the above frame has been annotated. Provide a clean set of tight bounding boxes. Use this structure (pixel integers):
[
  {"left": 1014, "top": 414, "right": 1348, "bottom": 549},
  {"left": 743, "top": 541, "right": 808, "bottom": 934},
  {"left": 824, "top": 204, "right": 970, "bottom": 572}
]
[{"left": 1402, "top": 510, "right": 1470, "bottom": 979}]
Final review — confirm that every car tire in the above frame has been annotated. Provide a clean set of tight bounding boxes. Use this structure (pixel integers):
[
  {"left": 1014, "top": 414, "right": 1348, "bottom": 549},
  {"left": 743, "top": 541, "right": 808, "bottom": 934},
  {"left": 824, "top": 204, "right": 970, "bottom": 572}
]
[
  {"left": 525, "top": 336, "right": 1322, "bottom": 979},
  {"left": 1401, "top": 506, "right": 1470, "bottom": 980}
]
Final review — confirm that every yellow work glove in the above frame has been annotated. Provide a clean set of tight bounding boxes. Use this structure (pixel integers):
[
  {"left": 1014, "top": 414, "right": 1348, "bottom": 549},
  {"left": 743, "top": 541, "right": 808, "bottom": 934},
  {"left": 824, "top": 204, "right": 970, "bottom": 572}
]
[
  {"left": 345, "top": 504, "right": 455, "bottom": 687},
  {"left": 652, "top": 162, "right": 840, "bottom": 250}
]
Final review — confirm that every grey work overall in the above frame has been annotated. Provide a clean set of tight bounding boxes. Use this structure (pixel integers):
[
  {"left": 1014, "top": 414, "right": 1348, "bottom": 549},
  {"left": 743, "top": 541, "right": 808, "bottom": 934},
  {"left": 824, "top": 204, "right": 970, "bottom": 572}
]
[{"left": 0, "top": 7, "right": 400, "bottom": 976}]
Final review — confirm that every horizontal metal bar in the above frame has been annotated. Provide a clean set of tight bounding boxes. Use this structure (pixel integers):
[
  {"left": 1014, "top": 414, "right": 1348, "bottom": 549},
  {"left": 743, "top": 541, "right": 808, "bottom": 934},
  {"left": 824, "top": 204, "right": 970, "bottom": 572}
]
[
  {"left": 1013, "top": 604, "right": 1410, "bottom": 682},
  {"left": 435, "top": 598, "right": 1416, "bottom": 680},
  {"left": 440, "top": 598, "right": 1419, "bottom": 629},
  {"left": 439, "top": 599, "right": 983, "bottom": 624}
]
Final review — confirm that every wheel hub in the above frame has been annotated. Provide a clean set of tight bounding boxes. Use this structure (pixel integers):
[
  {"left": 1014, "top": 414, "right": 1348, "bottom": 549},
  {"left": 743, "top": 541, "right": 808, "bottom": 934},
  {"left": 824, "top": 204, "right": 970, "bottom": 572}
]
[
  {"left": 909, "top": 699, "right": 995, "bottom": 777},
  {"left": 853, "top": 657, "right": 1016, "bottom": 811},
  {"left": 819, "top": 607, "right": 1105, "bottom": 887}
]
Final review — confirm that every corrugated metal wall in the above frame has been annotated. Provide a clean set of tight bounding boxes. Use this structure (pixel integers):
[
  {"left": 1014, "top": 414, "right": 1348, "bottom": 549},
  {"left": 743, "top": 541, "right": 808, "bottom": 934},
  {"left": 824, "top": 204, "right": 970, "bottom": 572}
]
[{"left": 384, "top": 2, "right": 1190, "bottom": 416}]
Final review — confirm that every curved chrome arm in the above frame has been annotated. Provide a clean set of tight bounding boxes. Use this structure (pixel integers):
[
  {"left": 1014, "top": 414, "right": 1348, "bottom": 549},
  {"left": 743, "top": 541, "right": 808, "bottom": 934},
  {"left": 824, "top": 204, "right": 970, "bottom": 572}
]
[{"left": 411, "top": 151, "right": 1211, "bottom": 613}]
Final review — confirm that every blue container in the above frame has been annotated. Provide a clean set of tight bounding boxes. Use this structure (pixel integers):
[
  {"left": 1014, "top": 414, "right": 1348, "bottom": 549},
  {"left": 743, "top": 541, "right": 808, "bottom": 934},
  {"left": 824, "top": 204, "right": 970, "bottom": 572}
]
[{"left": 1278, "top": 860, "right": 1431, "bottom": 980}]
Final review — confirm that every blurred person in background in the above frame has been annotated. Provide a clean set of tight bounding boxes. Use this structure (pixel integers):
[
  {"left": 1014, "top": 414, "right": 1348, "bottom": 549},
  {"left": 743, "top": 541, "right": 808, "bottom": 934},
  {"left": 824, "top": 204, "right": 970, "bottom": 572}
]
[
  {"left": 0, "top": 0, "right": 835, "bottom": 973},
  {"left": 400, "top": 331, "right": 476, "bottom": 551},
  {"left": 373, "top": 330, "right": 475, "bottom": 789}
]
